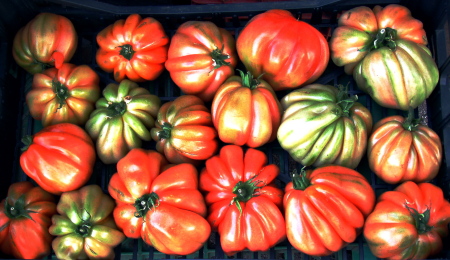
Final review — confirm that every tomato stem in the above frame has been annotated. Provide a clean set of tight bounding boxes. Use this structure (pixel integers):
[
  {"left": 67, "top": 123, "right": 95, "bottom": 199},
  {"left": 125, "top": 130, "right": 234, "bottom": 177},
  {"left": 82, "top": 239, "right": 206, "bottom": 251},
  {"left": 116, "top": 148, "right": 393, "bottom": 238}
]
[
  {"left": 336, "top": 85, "right": 358, "bottom": 117},
  {"left": 291, "top": 167, "right": 311, "bottom": 190},
  {"left": 402, "top": 107, "right": 421, "bottom": 131},
  {"left": 157, "top": 122, "right": 172, "bottom": 140},
  {"left": 119, "top": 44, "right": 135, "bottom": 60},
  {"left": 232, "top": 175, "right": 265, "bottom": 214},
  {"left": 52, "top": 79, "right": 70, "bottom": 109},
  {"left": 4, "top": 195, "right": 37, "bottom": 221},
  {"left": 107, "top": 100, "right": 127, "bottom": 117},
  {"left": 237, "top": 69, "right": 260, "bottom": 90},
  {"left": 404, "top": 203, "right": 433, "bottom": 234},
  {"left": 361, "top": 27, "right": 397, "bottom": 52},
  {"left": 211, "top": 45, "right": 231, "bottom": 69},
  {"left": 134, "top": 192, "right": 160, "bottom": 218},
  {"left": 20, "top": 135, "right": 33, "bottom": 152}
]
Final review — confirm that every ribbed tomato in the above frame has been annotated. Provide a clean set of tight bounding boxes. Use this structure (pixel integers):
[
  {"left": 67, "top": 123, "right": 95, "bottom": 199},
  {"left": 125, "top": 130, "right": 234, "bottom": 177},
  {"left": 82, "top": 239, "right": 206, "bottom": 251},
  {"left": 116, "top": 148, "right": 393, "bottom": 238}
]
[
  {"left": 12, "top": 12, "right": 78, "bottom": 74},
  {"left": 367, "top": 110, "right": 442, "bottom": 184},
  {"left": 151, "top": 95, "right": 218, "bottom": 165},
  {"left": 236, "top": 9, "right": 329, "bottom": 91},
  {"left": 211, "top": 70, "right": 282, "bottom": 147},
  {"left": 165, "top": 21, "right": 238, "bottom": 102},
  {"left": 26, "top": 63, "right": 100, "bottom": 127},
  {"left": 284, "top": 165, "right": 375, "bottom": 256}
]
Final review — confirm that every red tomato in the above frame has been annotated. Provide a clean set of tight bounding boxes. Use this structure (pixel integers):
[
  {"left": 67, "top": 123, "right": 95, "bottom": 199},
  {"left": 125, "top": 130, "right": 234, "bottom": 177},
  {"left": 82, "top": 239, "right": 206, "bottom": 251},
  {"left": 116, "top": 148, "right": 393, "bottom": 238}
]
[
  {"left": 20, "top": 123, "right": 96, "bottom": 195},
  {"left": 199, "top": 145, "right": 286, "bottom": 256},
  {"left": 236, "top": 9, "right": 329, "bottom": 91}
]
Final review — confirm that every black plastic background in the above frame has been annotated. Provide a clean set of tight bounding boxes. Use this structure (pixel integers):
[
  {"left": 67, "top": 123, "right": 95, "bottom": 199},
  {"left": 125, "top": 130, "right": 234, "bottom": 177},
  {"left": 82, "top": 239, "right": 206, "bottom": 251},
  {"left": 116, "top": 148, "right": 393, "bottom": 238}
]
[{"left": 0, "top": 0, "right": 449, "bottom": 259}]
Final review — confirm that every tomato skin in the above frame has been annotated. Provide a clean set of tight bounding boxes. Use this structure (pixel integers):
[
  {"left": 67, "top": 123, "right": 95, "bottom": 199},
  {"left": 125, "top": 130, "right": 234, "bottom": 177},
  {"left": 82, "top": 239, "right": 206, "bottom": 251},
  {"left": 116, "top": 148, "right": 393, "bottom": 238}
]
[
  {"left": 96, "top": 14, "right": 169, "bottom": 82},
  {"left": 236, "top": 9, "right": 329, "bottom": 91},
  {"left": 0, "top": 182, "right": 56, "bottom": 259},
  {"left": 12, "top": 12, "right": 77, "bottom": 74},
  {"left": 49, "top": 185, "right": 125, "bottom": 260},
  {"left": 364, "top": 181, "right": 450, "bottom": 259},
  {"left": 211, "top": 71, "right": 282, "bottom": 147},
  {"left": 367, "top": 112, "right": 442, "bottom": 184},
  {"left": 165, "top": 21, "right": 238, "bottom": 102},
  {"left": 85, "top": 79, "right": 161, "bottom": 164},
  {"left": 26, "top": 63, "right": 100, "bottom": 127},
  {"left": 283, "top": 165, "right": 375, "bottom": 256},
  {"left": 277, "top": 84, "right": 372, "bottom": 169},
  {"left": 19, "top": 123, "right": 96, "bottom": 195},
  {"left": 151, "top": 95, "right": 218, "bottom": 165},
  {"left": 199, "top": 145, "right": 286, "bottom": 256},
  {"left": 108, "top": 148, "right": 211, "bottom": 255}
]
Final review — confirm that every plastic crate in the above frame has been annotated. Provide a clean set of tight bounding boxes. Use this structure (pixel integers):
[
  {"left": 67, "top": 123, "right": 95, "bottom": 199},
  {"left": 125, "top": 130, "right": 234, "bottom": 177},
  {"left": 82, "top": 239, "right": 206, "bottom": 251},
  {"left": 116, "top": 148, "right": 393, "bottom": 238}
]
[{"left": 0, "top": 0, "right": 449, "bottom": 259}]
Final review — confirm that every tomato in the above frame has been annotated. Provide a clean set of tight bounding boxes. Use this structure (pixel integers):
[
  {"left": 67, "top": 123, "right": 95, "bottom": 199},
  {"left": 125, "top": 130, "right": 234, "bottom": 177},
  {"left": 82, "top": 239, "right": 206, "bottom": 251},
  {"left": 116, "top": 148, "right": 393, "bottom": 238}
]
[
  {"left": 96, "top": 14, "right": 169, "bottom": 82},
  {"left": 284, "top": 165, "right": 375, "bottom": 256},
  {"left": 364, "top": 181, "right": 450, "bottom": 259},
  {"left": 277, "top": 84, "right": 372, "bottom": 169},
  {"left": 165, "top": 21, "right": 238, "bottom": 102},
  {"left": 330, "top": 4, "right": 438, "bottom": 110},
  {"left": 20, "top": 123, "right": 96, "bottom": 195},
  {"left": 199, "top": 145, "right": 285, "bottom": 256},
  {"left": 85, "top": 79, "right": 161, "bottom": 164},
  {"left": 49, "top": 184, "right": 125, "bottom": 259},
  {"left": 236, "top": 9, "right": 329, "bottom": 91},
  {"left": 0, "top": 182, "right": 56, "bottom": 259},
  {"left": 150, "top": 95, "right": 218, "bottom": 165},
  {"left": 211, "top": 70, "right": 282, "bottom": 147},
  {"left": 26, "top": 63, "right": 100, "bottom": 127},
  {"left": 12, "top": 12, "right": 77, "bottom": 74},
  {"left": 367, "top": 109, "right": 442, "bottom": 184},
  {"left": 108, "top": 148, "right": 211, "bottom": 255}
]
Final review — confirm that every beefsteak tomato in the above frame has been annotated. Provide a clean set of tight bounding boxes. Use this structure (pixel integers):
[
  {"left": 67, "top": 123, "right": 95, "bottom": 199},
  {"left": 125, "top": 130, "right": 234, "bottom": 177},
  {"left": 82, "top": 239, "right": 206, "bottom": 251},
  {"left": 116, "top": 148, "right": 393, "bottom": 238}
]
[
  {"left": 26, "top": 63, "right": 100, "bottom": 127},
  {"left": 199, "top": 145, "right": 286, "bottom": 256},
  {"left": 12, "top": 12, "right": 77, "bottom": 74},
  {"left": 85, "top": 79, "right": 161, "bottom": 164},
  {"left": 284, "top": 165, "right": 375, "bottom": 256},
  {"left": 277, "top": 84, "right": 372, "bottom": 169},
  {"left": 364, "top": 181, "right": 450, "bottom": 259},
  {"left": 367, "top": 109, "right": 442, "bottom": 184},
  {"left": 0, "top": 182, "right": 56, "bottom": 259},
  {"left": 150, "top": 95, "right": 218, "bottom": 165},
  {"left": 165, "top": 21, "right": 238, "bottom": 102},
  {"left": 236, "top": 9, "right": 329, "bottom": 91},
  {"left": 211, "top": 70, "right": 282, "bottom": 147},
  {"left": 108, "top": 148, "right": 211, "bottom": 255},
  {"left": 49, "top": 184, "right": 125, "bottom": 259},
  {"left": 96, "top": 14, "right": 169, "bottom": 82},
  {"left": 20, "top": 123, "right": 96, "bottom": 195},
  {"left": 330, "top": 4, "right": 439, "bottom": 110}
]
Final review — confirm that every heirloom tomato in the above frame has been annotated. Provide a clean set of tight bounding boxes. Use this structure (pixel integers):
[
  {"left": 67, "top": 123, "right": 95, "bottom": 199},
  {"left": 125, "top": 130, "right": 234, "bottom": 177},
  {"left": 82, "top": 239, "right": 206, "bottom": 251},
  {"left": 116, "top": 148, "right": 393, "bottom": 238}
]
[
  {"left": 284, "top": 165, "right": 375, "bottom": 256},
  {"left": 211, "top": 70, "right": 282, "bottom": 147},
  {"left": 85, "top": 79, "right": 161, "bottom": 164},
  {"left": 364, "top": 181, "right": 450, "bottom": 259},
  {"left": 236, "top": 9, "right": 329, "bottom": 91},
  {"left": 49, "top": 185, "right": 125, "bottom": 259},
  {"left": 0, "top": 182, "right": 56, "bottom": 259},
  {"left": 277, "top": 84, "right": 372, "bottom": 169},
  {"left": 330, "top": 4, "right": 438, "bottom": 110},
  {"left": 199, "top": 145, "right": 286, "bottom": 256},
  {"left": 165, "top": 21, "right": 238, "bottom": 102},
  {"left": 20, "top": 123, "right": 96, "bottom": 195},
  {"left": 26, "top": 63, "right": 100, "bottom": 127},
  {"left": 108, "top": 148, "right": 211, "bottom": 255},
  {"left": 96, "top": 14, "right": 169, "bottom": 82},
  {"left": 367, "top": 109, "right": 442, "bottom": 184},
  {"left": 151, "top": 95, "right": 218, "bottom": 165},
  {"left": 12, "top": 12, "right": 77, "bottom": 74}
]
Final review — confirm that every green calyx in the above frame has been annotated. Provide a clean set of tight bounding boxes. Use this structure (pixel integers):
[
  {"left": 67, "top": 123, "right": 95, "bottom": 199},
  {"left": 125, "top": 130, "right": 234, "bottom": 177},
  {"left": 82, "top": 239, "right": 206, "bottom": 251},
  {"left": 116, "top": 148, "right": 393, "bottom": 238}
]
[
  {"left": 157, "top": 122, "right": 173, "bottom": 140},
  {"left": 361, "top": 27, "right": 398, "bottom": 52},
  {"left": 238, "top": 70, "right": 261, "bottom": 90},
  {"left": 402, "top": 107, "right": 422, "bottom": 132},
  {"left": 211, "top": 46, "right": 231, "bottom": 69},
  {"left": 20, "top": 135, "right": 33, "bottom": 152},
  {"left": 232, "top": 175, "right": 266, "bottom": 214},
  {"left": 134, "top": 192, "right": 160, "bottom": 218},
  {"left": 52, "top": 79, "right": 70, "bottom": 109},
  {"left": 405, "top": 203, "right": 433, "bottom": 234},
  {"left": 107, "top": 100, "right": 127, "bottom": 117},
  {"left": 4, "top": 195, "right": 37, "bottom": 221},
  {"left": 76, "top": 209, "right": 93, "bottom": 237},
  {"left": 119, "top": 44, "right": 135, "bottom": 60},
  {"left": 336, "top": 85, "right": 358, "bottom": 117},
  {"left": 291, "top": 167, "right": 311, "bottom": 190}
]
